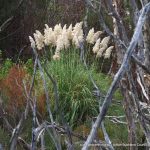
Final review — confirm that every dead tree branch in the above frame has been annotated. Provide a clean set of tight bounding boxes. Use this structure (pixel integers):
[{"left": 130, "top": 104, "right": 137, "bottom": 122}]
[
  {"left": 31, "top": 97, "right": 37, "bottom": 150},
  {"left": 82, "top": 3, "right": 150, "bottom": 150},
  {"left": 32, "top": 47, "right": 62, "bottom": 150},
  {"left": 43, "top": 66, "right": 74, "bottom": 149}
]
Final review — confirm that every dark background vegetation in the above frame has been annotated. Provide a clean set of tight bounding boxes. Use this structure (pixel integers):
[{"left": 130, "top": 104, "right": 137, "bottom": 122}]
[{"left": 0, "top": 0, "right": 86, "bottom": 60}]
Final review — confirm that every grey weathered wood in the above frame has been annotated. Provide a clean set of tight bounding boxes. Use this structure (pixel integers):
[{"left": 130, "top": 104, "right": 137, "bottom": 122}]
[
  {"left": 32, "top": 48, "right": 62, "bottom": 150},
  {"left": 82, "top": 3, "right": 150, "bottom": 150}
]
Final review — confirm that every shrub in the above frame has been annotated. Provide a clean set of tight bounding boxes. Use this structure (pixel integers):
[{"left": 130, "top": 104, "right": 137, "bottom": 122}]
[
  {"left": 0, "top": 65, "right": 29, "bottom": 118},
  {"left": 0, "top": 58, "right": 13, "bottom": 79}
]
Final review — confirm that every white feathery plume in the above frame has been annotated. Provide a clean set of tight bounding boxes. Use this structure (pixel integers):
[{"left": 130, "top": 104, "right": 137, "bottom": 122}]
[
  {"left": 72, "top": 36, "right": 80, "bottom": 48},
  {"left": 92, "top": 38, "right": 100, "bottom": 53},
  {"left": 86, "top": 28, "right": 95, "bottom": 44},
  {"left": 104, "top": 46, "right": 114, "bottom": 59},
  {"left": 33, "top": 30, "right": 44, "bottom": 50},
  {"left": 63, "top": 24, "right": 67, "bottom": 30},
  {"left": 73, "top": 22, "right": 83, "bottom": 32},
  {"left": 56, "top": 35, "right": 64, "bottom": 52},
  {"left": 62, "top": 25, "right": 70, "bottom": 49},
  {"left": 54, "top": 23, "right": 62, "bottom": 39},
  {"left": 29, "top": 36, "right": 36, "bottom": 49},
  {"left": 93, "top": 31, "right": 103, "bottom": 42},
  {"left": 67, "top": 24, "right": 73, "bottom": 40},
  {"left": 96, "top": 36, "right": 111, "bottom": 57},
  {"left": 100, "top": 36, "right": 110, "bottom": 48},
  {"left": 53, "top": 54, "right": 60, "bottom": 60},
  {"left": 96, "top": 47, "right": 105, "bottom": 58},
  {"left": 72, "top": 22, "right": 84, "bottom": 48},
  {"left": 44, "top": 24, "right": 54, "bottom": 45},
  {"left": 72, "top": 22, "right": 83, "bottom": 38}
]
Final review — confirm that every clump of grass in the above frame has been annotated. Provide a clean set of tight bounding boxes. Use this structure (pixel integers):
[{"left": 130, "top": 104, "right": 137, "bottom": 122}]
[
  {"left": 46, "top": 49, "right": 99, "bottom": 127},
  {"left": 41, "top": 46, "right": 123, "bottom": 128}
]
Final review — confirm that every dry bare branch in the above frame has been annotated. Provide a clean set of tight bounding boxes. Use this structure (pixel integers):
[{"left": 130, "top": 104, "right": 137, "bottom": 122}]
[{"left": 82, "top": 3, "right": 150, "bottom": 149}]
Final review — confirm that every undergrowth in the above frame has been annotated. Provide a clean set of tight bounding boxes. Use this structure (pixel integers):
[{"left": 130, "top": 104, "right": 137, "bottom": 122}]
[{"left": 1, "top": 48, "right": 143, "bottom": 150}]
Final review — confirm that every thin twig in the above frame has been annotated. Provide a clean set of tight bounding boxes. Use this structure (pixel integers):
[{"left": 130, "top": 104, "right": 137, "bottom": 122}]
[{"left": 31, "top": 97, "right": 37, "bottom": 150}]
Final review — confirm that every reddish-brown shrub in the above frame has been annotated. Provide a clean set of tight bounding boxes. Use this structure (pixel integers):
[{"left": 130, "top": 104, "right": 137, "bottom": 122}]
[
  {"left": 37, "top": 93, "right": 46, "bottom": 117},
  {"left": 0, "top": 65, "right": 47, "bottom": 118},
  {"left": 1, "top": 65, "right": 28, "bottom": 114}
]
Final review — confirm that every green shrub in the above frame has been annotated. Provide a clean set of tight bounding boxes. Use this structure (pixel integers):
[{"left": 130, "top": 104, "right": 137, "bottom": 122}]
[
  {"left": 0, "top": 58, "right": 13, "bottom": 79},
  {"left": 24, "top": 58, "right": 34, "bottom": 75}
]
